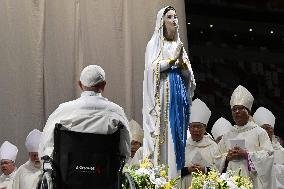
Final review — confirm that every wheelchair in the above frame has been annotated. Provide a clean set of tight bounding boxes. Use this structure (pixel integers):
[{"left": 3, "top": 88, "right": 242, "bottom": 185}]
[{"left": 38, "top": 123, "right": 136, "bottom": 189}]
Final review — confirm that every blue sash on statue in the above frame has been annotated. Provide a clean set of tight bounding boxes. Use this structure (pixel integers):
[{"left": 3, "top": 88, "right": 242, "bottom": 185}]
[{"left": 168, "top": 67, "right": 190, "bottom": 170}]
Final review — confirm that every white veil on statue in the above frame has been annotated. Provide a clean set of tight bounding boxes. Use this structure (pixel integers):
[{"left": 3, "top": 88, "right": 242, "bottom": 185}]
[
  {"left": 143, "top": 6, "right": 196, "bottom": 177},
  {"left": 142, "top": 7, "right": 169, "bottom": 159}
]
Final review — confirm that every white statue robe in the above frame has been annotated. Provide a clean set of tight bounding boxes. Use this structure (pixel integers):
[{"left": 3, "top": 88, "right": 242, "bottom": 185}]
[
  {"left": 143, "top": 40, "right": 195, "bottom": 179},
  {"left": 270, "top": 136, "right": 284, "bottom": 189},
  {"left": 181, "top": 135, "right": 219, "bottom": 189},
  {"left": 0, "top": 170, "right": 16, "bottom": 189},
  {"left": 143, "top": 6, "right": 195, "bottom": 179},
  {"left": 12, "top": 161, "right": 41, "bottom": 189},
  {"left": 217, "top": 121, "right": 274, "bottom": 189}
]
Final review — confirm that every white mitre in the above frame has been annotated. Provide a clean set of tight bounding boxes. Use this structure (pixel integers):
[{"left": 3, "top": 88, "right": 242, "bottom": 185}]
[
  {"left": 0, "top": 141, "right": 18, "bottom": 161},
  {"left": 230, "top": 85, "right": 254, "bottom": 111},
  {"left": 211, "top": 117, "right": 233, "bottom": 140},
  {"left": 25, "top": 129, "right": 43, "bottom": 152},
  {"left": 253, "top": 107, "right": 275, "bottom": 128},
  {"left": 190, "top": 98, "right": 211, "bottom": 125}
]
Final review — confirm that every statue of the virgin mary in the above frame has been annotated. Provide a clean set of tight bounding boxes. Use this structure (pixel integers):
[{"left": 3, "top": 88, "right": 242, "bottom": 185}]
[{"left": 142, "top": 6, "right": 196, "bottom": 178}]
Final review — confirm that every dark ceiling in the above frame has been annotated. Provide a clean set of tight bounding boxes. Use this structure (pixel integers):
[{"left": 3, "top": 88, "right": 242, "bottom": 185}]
[{"left": 184, "top": 0, "right": 284, "bottom": 139}]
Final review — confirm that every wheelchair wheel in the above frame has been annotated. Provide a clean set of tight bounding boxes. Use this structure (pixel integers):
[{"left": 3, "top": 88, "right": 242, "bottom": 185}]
[{"left": 38, "top": 171, "right": 54, "bottom": 189}]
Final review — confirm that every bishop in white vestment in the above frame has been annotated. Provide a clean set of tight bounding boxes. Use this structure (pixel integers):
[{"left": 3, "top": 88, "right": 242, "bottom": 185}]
[
  {"left": 211, "top": 117, "right": 233, "bottom": 144},
  {"left": 0, "top": 141, "right": 18, "bottom": 189},
  {"left": 125, "top": 119, "right": 144, "bottom": 166},
  {"left": 253, "top": 107, "right": 284, "bottom": 188},
  {"left": 13, "top": 129, "right": 42, "bottom": 189},
  {"left": 181, "top": 99, "right": 219, "bottom": 189},
  {"left": 217, "top": 85, "right": 274, "bottom": 189},
  {"left": 127, "top": 119, "right": 143, "bottom": 164}
]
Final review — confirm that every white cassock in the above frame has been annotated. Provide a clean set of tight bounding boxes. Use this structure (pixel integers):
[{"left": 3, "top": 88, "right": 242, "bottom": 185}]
[
  {"left": 217, "top": 121, "right": 274, "bottom": 189},
  {"left": 143, "top": 6, "right": 195, "bottom": 179},
  {"left": 271, "top": 136, "right": 284, "bottom": 189},
  {"left": 12, "top": 161, "right": 41, "bottom": 189},
  {"left": 130, "top": 147, "right": 143, "bottom": 167},
  {"left": 38, "top": 91, "right": 131, "bottom": 160},
  {"left": 181, "top": 135, "right": 219, "bottom": 189},
  {"left": 0, "top": 171, "right": 16, "bottom": 189}
]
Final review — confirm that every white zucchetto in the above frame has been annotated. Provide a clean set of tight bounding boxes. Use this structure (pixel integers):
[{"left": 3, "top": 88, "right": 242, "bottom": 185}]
[
  {"left": 230, "top": 85, "right": 254, "bottom": 111},
  {"left": 211, "top": 117, "right": 233, "bottom": 140},
  {"left": 253, "top": 107, "right": 275, "bottom": 128},
  {"left": 0, "top": 141, "right": 18, "bottom": 161},
  {"left": 80, "top": 65, "right": 105, "bottom": 87},
  {"left": 25, "top": 129, "right": 42, "bottom": 152},
  {"left": 129, "top": 119, "right": 144, "bottom": 144},
  {"left": 190, "top": 98, "right": 211, "bottom": 125}
]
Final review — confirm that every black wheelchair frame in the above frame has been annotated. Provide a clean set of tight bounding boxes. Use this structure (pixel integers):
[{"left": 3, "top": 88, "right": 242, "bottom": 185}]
[{"left": 38, "top": 123, "right": 136, "bottom": 189}]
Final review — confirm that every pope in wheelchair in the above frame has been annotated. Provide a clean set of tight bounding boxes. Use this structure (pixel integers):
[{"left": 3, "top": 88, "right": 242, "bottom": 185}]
[
  {"left": 37, "top": 65, "right": 134, "bottom": 189},
  {"left": 38, "top": 122, "right": 135, "bottom": 189}
]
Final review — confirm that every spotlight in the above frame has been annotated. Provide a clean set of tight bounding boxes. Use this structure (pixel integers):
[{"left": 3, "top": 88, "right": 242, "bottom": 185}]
[
  {"left": 270, "top": 30, "right": 274, "bottom": 34},
  {"left": 209, "top": 24, "right": 213, "bottom": 28},
  {"left": 187, "top": 22, "right": 191, "bottom": 25},
  {"left": 249, "top": 28, "right": 253, "bottom": 32}
]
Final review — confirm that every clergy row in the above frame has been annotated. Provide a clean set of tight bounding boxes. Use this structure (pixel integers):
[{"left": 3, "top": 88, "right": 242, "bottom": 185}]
[
  {"left": 0, "top": 130, "right": 42, "bottom": 189},
  {"left": 1, "top": 85, "right": 284, "bottom": 189},
  {"left": 128, "top": 85, "right": 284, "bottom": 189},
  {"left": 180, "top": 85, "right": 284, "bottom": 189}
]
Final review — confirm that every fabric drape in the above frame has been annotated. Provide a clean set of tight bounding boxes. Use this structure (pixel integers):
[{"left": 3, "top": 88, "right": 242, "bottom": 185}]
[{"left": 0, "top": 0, "right": 188, "bottom": 165}]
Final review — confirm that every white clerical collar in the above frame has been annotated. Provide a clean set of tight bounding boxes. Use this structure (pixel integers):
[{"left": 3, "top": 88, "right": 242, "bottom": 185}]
[
  {"left": 188, "top": 135, "right": 214, "bottom": 147},
  {"left": 234, "top": 121, "right": 257, "bottom": 133},
  {"left": 81, "top": 91, "right": 101, "bottom": 97}
]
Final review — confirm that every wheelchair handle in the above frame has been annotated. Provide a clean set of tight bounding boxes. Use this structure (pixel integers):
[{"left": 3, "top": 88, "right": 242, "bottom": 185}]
[
  {"left": 113, "top": 120, "right": 124, "bottom": 129},
  {"left": 41, "top": 155, "right": 51, "bottom": 161}
]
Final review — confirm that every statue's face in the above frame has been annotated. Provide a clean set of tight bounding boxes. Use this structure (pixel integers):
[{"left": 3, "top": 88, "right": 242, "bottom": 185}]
[
  {"left": 163, "top": 10, "right": 178, "bottom": 36},
  {"left": 0, "top": 159, "right": 15, "bottom": 175},
  {"left": 189, "top": 122, "right": 206, "bottom": 142},
  {"left": 231, "top": 105, "right": 250, "bottom": 126}
]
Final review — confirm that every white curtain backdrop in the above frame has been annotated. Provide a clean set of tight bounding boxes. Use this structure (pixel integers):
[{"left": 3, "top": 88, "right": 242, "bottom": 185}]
[{"left": 0, "top": 0, "right": 188, "bottom": 165}]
